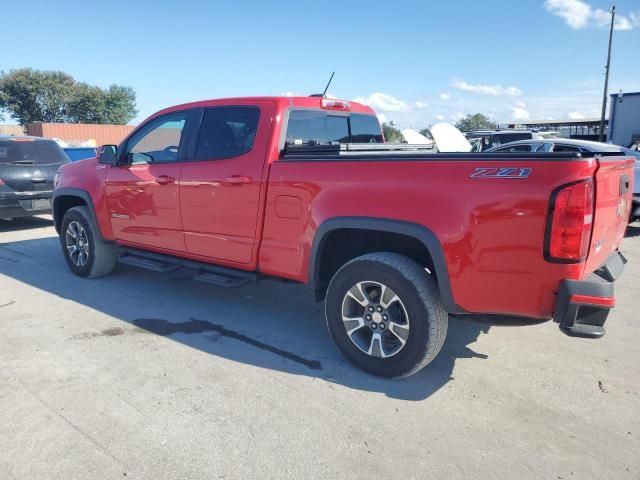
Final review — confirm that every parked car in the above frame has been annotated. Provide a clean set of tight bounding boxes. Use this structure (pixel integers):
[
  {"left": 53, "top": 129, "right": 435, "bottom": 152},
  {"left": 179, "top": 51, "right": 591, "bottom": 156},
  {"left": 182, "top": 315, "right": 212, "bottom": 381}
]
[
  {"left": 487, "top": 139, "right": 639, "bottom": 223},
  {"left": 486, "top": 138, "right": 623, "bottom": 154},
  {"left": 0, "top": 136, "right": 69, "bottom": 220},
  {"left": 52, "top": 96, "right": 634, "bottom": 377},
  {"left": 466, "top": 129, "right": 541, "bottom": 151},
  {"left": 537, "top": 130, "right": 561, "bottom": 139},
  {"left": 621, "top": 148, "right": 640, "bottom": 223},
  {"left": 63, "top": 147, "right": 98, "bottom": 162}
]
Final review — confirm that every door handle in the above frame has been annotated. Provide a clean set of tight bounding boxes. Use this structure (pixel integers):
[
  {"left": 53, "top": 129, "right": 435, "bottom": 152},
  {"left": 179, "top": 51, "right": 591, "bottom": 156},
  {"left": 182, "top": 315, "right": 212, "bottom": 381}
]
[
  {"left": 155, "top": 175, "right": 175, "bottom": 185},
  {"left": 225, "top": 175, "right": 252, "bottom": 186}
]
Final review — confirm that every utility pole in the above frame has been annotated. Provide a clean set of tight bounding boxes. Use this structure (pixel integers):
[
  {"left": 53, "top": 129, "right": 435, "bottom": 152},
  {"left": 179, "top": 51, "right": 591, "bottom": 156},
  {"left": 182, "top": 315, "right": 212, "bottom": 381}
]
[{"left": 599, "top": 5, "right": 615, "bottom": 143}]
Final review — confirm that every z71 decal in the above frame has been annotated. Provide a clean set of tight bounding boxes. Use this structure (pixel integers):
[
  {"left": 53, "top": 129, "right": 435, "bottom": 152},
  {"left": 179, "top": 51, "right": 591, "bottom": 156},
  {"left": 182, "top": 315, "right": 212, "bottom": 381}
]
[{"left": 470, "top": 167, "right": 533, "bottom": 179}]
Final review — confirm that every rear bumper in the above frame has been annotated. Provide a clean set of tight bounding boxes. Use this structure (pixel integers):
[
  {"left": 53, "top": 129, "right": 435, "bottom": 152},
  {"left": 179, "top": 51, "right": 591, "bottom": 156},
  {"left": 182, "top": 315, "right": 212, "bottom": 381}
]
[
  {"left": 0, "top": 190, "right": 53, "bottom": 218},
  {"left": 554, "top": 251, "right": 626, "bottom": 337}
]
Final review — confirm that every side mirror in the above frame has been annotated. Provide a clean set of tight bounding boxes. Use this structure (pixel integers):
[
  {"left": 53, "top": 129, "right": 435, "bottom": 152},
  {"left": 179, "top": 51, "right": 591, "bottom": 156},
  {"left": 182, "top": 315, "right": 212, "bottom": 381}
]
[{"left": 98, "top": 145, "right": 117, "bottom": 165}]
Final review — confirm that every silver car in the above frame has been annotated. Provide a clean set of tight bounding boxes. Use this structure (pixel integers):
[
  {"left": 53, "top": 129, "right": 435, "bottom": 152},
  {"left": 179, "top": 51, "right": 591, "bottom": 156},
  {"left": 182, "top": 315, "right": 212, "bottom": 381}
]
[{"left": 487, "top": 139, "right": 640, "bottom": 223}]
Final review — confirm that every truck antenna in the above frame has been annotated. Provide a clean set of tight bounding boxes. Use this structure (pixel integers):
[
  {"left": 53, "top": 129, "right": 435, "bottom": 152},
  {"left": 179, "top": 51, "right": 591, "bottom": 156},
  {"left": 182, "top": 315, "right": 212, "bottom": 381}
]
[{"left": 322, "top": 72, "right": 335, "bottom": 98}]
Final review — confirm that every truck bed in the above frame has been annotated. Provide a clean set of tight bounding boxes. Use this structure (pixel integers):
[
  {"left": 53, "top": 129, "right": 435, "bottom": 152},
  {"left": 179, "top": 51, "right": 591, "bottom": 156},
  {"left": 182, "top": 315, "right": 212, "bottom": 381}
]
[{"left": 262, "top": 149, "right": 635, "bottom": 319}]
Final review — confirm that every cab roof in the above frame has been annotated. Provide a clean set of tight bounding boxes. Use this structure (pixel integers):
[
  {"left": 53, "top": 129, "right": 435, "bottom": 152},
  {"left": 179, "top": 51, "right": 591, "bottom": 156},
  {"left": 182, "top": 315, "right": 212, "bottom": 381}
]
[{"left": 149, "top": 96, "right": 376, "bottom": 121}]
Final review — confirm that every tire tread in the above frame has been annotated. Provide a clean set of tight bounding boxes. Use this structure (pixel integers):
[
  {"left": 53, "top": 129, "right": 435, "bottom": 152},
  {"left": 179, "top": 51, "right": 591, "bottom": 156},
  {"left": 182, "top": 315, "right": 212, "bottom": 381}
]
[
  {"left": 62, "top": 206, "right": 117, "bottom": 278},
  {"left": 327, "top": 252, "right": 448, "bottom": 377}
]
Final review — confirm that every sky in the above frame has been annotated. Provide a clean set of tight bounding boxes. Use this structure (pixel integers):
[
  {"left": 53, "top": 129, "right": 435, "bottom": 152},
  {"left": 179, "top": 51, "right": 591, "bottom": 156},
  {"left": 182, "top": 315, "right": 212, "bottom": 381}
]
[{"left": 1, "top": 0, "right": 639, "bottom": 129}]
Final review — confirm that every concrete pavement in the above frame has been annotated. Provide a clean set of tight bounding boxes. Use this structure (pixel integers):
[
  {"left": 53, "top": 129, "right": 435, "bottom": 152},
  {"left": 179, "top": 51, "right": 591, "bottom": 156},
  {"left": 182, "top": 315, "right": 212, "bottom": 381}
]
[{"left": 1, "top": 216, "right": 639, "bottom": 479}]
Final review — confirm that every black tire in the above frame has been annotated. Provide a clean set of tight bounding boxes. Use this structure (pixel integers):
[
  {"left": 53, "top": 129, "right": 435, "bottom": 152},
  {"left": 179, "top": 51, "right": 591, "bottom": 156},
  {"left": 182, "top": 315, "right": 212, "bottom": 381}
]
[
  {"left": 325, "top": 252, "right": 448, "bottom": 378},
  {"left": 60, "top": 206, "right": 117, "bottom": 278}
]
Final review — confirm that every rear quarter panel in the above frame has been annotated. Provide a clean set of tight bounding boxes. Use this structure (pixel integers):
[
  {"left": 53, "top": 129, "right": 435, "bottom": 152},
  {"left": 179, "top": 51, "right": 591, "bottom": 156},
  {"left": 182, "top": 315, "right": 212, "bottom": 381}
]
[{"left": 260, "top": 157, "right": 599, "bottom": 318}]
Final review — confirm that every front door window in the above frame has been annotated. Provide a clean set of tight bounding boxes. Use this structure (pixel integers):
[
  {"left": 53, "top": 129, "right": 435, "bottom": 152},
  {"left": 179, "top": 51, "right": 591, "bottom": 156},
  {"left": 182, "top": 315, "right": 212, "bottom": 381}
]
[{"left": 126, "top": 112, "right": 187, "bottom": 164}]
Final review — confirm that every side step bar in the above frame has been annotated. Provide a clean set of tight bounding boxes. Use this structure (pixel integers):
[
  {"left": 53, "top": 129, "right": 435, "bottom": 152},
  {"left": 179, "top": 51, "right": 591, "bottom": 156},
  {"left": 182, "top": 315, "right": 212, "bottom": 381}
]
[
  {"left": 118, "top": 248, "right": 257, "bottom": 288},
  {"left": 119, "top": 254, "right": 180, "bottom": 273}
]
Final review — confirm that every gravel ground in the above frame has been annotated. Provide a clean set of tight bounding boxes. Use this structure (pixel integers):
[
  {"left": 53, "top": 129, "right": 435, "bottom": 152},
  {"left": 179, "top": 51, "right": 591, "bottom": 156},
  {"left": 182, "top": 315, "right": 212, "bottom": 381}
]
[{"left": 1, "top": 216, "right": 639, "bottom": 480}]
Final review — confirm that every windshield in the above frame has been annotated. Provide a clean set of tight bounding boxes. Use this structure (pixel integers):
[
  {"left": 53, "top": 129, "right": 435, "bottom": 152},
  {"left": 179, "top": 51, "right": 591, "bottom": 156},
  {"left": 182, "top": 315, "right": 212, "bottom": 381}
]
[{"left": 0, "top": 139, "right": 69, "bottom": 165}]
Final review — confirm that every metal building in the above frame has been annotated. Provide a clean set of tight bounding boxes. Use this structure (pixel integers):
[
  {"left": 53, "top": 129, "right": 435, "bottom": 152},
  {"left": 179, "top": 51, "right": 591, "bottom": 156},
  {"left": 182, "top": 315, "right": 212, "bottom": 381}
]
[
  {"left": 25, "top": 122, "right": 135, "bottom": 146},
  {"left": 607, "top": 91, "right": 640, "bottom": 148}
]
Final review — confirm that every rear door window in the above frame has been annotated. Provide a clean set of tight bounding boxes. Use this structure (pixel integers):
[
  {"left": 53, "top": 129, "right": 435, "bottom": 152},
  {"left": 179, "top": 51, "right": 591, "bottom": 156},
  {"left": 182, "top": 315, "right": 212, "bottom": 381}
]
[
  {"left": 195, "top": 106, "right": 260, "bottom": 160},
  {"left": 0, "top": 140, "right": 69, "bottom": 165}
]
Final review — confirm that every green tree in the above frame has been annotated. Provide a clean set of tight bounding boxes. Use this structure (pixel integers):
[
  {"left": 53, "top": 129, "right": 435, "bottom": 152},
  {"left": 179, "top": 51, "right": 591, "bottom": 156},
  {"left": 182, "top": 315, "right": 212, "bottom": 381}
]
[
  {"left": 103, "top": 85, "right": 137, "bottom": 124},
  {"left": 0, "top": 68, "right": 137, "bottom": 125},
  {"left": 382, "top": 123, "right": 404, "bottom": 143},
  {"left": 454, "top": 113, "right": 496, "bottom": 132}
]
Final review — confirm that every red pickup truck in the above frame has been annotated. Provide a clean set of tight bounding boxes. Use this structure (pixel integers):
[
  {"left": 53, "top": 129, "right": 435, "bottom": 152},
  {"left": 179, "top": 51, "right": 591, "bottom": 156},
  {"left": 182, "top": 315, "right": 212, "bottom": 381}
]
[{"left": 52, "top": 96, "right": 634, "bottom": 377}]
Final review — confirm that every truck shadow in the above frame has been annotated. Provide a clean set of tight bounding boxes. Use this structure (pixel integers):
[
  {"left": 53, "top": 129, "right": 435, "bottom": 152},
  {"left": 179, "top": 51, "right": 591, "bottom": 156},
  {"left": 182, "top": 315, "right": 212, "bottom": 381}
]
[{"left": 0, "top": 233, "right": 546, "bottom": 401}]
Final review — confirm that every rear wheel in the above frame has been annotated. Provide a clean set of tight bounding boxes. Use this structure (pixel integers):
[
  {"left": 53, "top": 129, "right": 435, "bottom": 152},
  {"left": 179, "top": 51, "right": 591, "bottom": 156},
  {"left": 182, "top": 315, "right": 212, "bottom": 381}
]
[
  {"left": 325, "top": 252, "right": 448, "bottom": 378},
  {"left": 60, "top": 206, "right": 117, "bottom": 278}
]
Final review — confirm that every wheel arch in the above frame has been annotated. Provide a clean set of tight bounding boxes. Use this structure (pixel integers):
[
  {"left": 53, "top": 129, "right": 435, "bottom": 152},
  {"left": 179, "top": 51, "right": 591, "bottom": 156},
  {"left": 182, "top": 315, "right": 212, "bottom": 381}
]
[
  {"left": 52, "top": 188, "right": 104, "bottom": 240},
  {"left": 309, "top": 217, "right": 465, "bottom": 314}
]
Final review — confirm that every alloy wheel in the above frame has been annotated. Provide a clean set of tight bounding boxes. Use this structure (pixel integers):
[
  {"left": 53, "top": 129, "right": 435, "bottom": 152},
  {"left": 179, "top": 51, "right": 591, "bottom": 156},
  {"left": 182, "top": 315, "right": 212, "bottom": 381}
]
[
  {"left": 341, "top": 281, "right": 410, "bottom": 358},
  {"left": 65, "top": 221, "right": 90, "bottom": 267}
]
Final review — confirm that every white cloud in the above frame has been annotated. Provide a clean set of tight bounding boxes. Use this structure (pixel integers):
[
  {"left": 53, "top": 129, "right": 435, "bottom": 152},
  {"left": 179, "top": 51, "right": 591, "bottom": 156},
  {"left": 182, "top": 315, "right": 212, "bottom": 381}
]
[
  {"left": 435, "top": 114, "right": 445, "bottom": 121},
  {"left": 352, "top": 92, "right": 410, "bottom": 112},
  {"left": 377, "top": 113, "right": 388, "bottom": 124},
  {"left": 544, "top": 0, "right": 591, "bottom": 29},
  {"left": 514, "top": 100, "right": 527, "bottom": 108},
  {"left": 439, "top": 92, "right": 451, "bottom": 101},
  {"left": 450, "top": 79, "right": 523, "bottom": 96},
  {"left": 511, "top": 107, "right": 530, "bottom": 121},
  {"left": 568, "top": 111, "right": 586, "bottom": 119},
  {"left": 544, "top": 0, "right": 640, "bottom": 31},
  {"left": 503, "top": 86, "right": 524, "bottom": 96},
  {"left": 450, "top": 112, "right": 465, "bottom": 122},
  {"left": 283, "top": 91, "right": 299, "bottom": 97},
  {"left": 414, "top": 100, "right": 429, "bottom": 109}
]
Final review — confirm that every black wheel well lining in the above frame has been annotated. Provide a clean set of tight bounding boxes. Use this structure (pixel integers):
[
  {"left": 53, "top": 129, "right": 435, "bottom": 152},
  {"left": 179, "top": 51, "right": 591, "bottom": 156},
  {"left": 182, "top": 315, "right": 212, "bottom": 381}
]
[{"left": 309, "top": 217, "right": 464, "bottom": 313}]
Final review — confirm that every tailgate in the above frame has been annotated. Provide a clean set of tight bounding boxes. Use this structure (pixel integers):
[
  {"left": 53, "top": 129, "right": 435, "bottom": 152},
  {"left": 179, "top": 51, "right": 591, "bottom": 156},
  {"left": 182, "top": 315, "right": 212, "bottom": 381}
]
[
  {"left": 584, "top": 155, "right": 635, "bottom": 274},
  {"left": 0, "top": 163, "right": 60, "bottom": 192}
]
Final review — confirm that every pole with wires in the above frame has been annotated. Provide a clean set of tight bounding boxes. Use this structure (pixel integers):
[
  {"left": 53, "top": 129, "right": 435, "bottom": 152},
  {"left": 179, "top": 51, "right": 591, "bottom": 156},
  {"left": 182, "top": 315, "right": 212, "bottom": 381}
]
[{"left": 599, "top": 5, "right": 615, "bottom": 143}]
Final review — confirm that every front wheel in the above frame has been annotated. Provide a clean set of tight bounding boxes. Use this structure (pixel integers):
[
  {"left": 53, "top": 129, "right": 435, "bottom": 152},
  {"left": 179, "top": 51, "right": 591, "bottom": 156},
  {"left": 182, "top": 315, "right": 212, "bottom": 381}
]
[
  {"left": 60, "top": 206, "right": 117, "bottom": 278},
  {"left": 325, "top": 252, "right": 448, "bottom": 378}
]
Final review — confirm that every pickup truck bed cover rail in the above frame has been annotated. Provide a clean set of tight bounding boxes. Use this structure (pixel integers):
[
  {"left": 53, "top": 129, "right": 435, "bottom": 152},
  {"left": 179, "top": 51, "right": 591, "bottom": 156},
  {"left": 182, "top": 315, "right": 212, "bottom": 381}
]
[{"left": 280, "top": 143, "right": 607, "bottom": 160}]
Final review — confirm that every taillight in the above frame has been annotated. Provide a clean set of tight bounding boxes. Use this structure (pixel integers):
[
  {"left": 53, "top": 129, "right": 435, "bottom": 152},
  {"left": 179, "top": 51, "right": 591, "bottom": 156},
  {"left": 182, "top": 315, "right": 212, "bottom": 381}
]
[
  {"left": 0, "top": 178, "right": 4, "bottom": 186},
  {"left": 321, "top": 98, "right": 350, "bottom": 111},
  {"left": 544, "top": 179, "right": 594, "bottom": 263}
]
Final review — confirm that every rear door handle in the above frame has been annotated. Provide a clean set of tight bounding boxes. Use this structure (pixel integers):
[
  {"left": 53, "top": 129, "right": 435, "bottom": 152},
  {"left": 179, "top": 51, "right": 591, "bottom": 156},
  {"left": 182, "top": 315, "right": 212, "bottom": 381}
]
[
  {"left": 155, "top": 175, "right": 175, "bottom": 185},
  {"left": 225, "top": 175, "right": 252, "bottom": 185}
]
